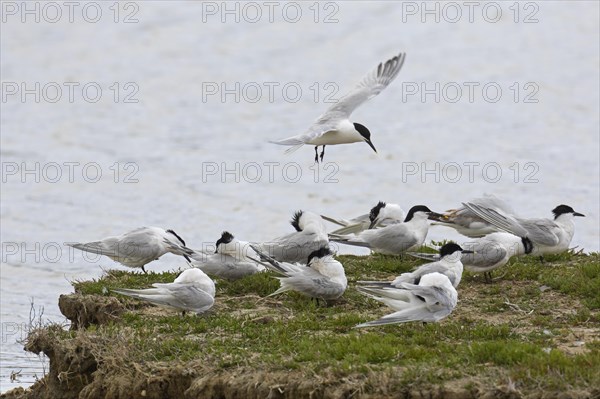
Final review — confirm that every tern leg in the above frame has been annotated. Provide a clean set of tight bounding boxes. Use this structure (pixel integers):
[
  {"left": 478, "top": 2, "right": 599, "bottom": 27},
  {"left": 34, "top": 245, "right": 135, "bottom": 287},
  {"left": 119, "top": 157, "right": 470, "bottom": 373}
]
[
  {"left": 141, "top": 265, "right": 147, "bottom": 274},
  {"left": 320, "top": 146, "right": 326, "bottom": 162},
  {"left": 484, "top": 272, "right": 492, "bottom": 284},
  {"left": 314, "top": 146, "right": 319, "bottom": 163}
]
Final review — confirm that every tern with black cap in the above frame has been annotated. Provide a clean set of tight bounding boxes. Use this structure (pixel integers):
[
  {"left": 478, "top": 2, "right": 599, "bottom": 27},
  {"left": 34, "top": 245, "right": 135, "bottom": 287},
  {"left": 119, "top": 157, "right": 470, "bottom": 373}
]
[
  {"left": 270, "top": 52, "right": 406, "bottom": 162},
  {"left": 67, "top": 226, "right": 194, "bottom": 273},
  {"left": 329, "top": 205, "right": 442, "bottom": 255},
  {"left": 462, "top": 203, "right": 585, "bottom": 255}
]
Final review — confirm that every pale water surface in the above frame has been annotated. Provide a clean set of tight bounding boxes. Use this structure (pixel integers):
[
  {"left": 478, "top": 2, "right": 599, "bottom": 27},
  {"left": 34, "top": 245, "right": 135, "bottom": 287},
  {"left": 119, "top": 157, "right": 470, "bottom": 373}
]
[{"left": 1, "top": 1, "right": 599, "bottom": 392}]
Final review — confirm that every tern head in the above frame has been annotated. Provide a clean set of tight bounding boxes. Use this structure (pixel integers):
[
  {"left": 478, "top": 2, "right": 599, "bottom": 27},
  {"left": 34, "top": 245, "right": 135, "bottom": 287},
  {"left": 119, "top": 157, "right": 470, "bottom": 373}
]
[
  {"left": 439, "top": 242, "right": 474, "bottom": 258},
  {"left": 552, "top": 205, "right": 585, "bottom": 219},
  {"left": 353, "top": 123, "right": 377, "bottom": 153},
  {"left": 307, "top": 247, "right": 332, "bottom": 265},
  {"left": 368, "top": 201, "right": 386, "bottom": 228},
  {"left": 404, "top": 205, "right": 443, "bottom": 222},
  {"left": 215, "top": 231, "right": 234, "bottom": 253},
  {"left": 166, "top": 229, "right": 186, "bottom": 246}
]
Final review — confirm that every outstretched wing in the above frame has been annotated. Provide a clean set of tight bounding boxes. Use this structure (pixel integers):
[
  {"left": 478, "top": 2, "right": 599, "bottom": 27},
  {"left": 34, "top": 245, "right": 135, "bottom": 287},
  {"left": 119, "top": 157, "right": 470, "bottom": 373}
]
[
  {"left": 321, "top": 52, "right": 406, "bottom": 118},
  {"left": 270, "top": 53, "right": 405, "bottom": 147}
]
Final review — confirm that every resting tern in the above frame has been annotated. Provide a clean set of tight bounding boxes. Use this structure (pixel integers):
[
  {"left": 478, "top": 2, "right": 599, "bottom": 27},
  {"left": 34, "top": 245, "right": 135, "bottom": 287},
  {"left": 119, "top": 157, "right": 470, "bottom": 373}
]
[
  {"left": 252, "top": 246, "right": 347, "bottom": 301},
  {"left": 213, "top": 231, "right": 257, "bottom": 261},
  {"left": 462, "top": 203, "right": 584, "bottom": 255},
  {"left": 113, "top": 268, "right": 215, "bottom": 314},
  {"left": 355, "top": 272, "right": 457, "bottom": 327},
  {"left": 67, "top": 227, "right": 194, "bottom": 272},
  {"left": 409, "top": 232, "right": 533, "bottom": 283},
  {"left": 254, "top": 211, "right": 329, "bottom": 263},
  {"left": 190, "top": 231, "right": 264, "bottom": 280},
  {"left": 329, "top": 205, "right": 441, "bottom": 255},
  {"left": 270, "top": 52, "right": 406, "bottom": 162},
  {"left": 322, "top": 201, "right": 405, "bottom": 235},
  {"left": 359, "top": 242, "right": 471, "bottom": 289},
  {"left": 429, "top": 194, "right": 513, "bottom": 238}
]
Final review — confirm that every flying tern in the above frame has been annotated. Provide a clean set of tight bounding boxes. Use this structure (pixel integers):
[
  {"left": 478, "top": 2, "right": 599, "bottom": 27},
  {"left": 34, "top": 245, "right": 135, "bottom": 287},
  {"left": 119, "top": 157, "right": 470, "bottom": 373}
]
[{"left": 270, "top": 52, "right": 406, "bottom": 162}]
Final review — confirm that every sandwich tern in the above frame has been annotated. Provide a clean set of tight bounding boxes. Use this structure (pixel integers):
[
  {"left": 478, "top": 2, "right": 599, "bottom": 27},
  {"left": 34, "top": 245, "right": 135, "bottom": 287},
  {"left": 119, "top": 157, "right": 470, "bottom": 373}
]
[
  {"left": 429, "top": 194, "right": 513, "bottom": 238},
  {"left": 359, "top": 242, "right": 472, "bottom": 289},
  {"left": 270, "top": 52, "right": 406, "bottom": 162},
  {"left": 322, "top": 201, "right": 405, "bottom": 235},
  {"left": 190, "top": 231, "right": 265, "bottom": 280},
  {"left": 113, "top": 268, "right": 215, "bottom": 314},
  {"left": 67, "top": 226, "right": 194, "bottom": 272},
  {"left": 252, "top": 246, "right": 347, "bottom": 301},
  {"left": 290, "top": 210, "right": 328, "bottom": 233},
  {"left": 213, "top": 231, "right": 257, "bottom": 261},
  {"left": 329, "top": 205, "right": 441, "bottom": 255},
  {"left": 255, "top": 211, "right": 329, "bottom": 263},
  {"left": 355, "top": 272, "right": 457, "bottom": 327},
  {"left": 462, "top": 203, "right": 585, "bottom": 255},
  {"left": 408, "top": 232, "right": 534, "bottom": 283}
]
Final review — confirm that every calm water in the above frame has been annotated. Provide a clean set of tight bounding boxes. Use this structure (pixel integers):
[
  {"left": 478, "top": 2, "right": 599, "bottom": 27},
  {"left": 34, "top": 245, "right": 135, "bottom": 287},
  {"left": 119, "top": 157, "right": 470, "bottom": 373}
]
[{"left": 1, "top": 1, "right": 599, "bottom": 392}]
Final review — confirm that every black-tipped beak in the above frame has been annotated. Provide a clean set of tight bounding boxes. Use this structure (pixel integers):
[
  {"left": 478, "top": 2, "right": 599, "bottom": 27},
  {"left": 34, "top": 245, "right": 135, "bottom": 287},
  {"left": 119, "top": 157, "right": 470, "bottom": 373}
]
[
  {"left": 573, "top": 212, "right": 585, "bottom": 217},
  {"left": 365, "top": 138, "right": 377, "bottom": 153},
  {"left": 461, "top": 250, "right": 475, "bottom": 254},
  {"left": 427, "top": 212, "right": 444, "bottom": 220}
]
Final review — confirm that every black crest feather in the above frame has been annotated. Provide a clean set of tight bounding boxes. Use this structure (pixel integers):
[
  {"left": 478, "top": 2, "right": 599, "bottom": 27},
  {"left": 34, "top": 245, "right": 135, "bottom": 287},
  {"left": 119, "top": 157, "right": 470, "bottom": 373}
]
[
  {"left": 215, "top": 231, "right": 234, "bottom": 248},
  {"left": 166, "top": 229, "right": 186, "bottom": 246},
  {"left": 290, "top": 210, "right": 303, "bottom": 232},
  {"left": 369, "top": 201, "right": 386, "bottom": 222},
  {"left": 307, "top": 247, "right": 332, "bottom": 265}
]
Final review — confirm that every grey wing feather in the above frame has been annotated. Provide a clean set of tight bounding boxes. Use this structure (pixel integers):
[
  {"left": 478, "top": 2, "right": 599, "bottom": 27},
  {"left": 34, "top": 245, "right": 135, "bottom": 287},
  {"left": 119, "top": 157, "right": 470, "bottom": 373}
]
[
  {"left": 114, "top": 284, "right": 214, "bottom": 314},
  {"left": 392, "top": 262, "right": 448, "bottom": 286},
  {"left": 323, "top": 52, "right": 406, "bottom": 117},
  {"left": 460, "top": 241, "right": 506, "bottom": 268},
  {"left": 273, "top": 272, "right": 345, "bottom": 299},
  {"left": 363, "top": 225, "right": 418, "bottom": 254},
  {"left": 462, "top": 203, "right": 530, "bottom": 238},
  {"left": 395, "top": 283, "right": 454, "bottom": 308},
  {"left": 406, "top": 252, "right": 440, "bottom": 262},
  {"left": 516, "top": 219, "right": 560, "bottom": 246},
  {"left": 328, "top": 234, "right": 372, "bottom": 249},
  {"left": 463, "top": 203, "right": 559, "bottom": 246}
]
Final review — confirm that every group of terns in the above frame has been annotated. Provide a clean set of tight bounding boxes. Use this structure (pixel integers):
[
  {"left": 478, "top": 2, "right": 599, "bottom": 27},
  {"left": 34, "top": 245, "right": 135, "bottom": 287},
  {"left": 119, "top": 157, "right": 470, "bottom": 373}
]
[
  {"left": 66, "top": 52, "right": 585, "bottom": 326},
  {"left": 67, "top": 194, "right": 585, "bottom": 327}
]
